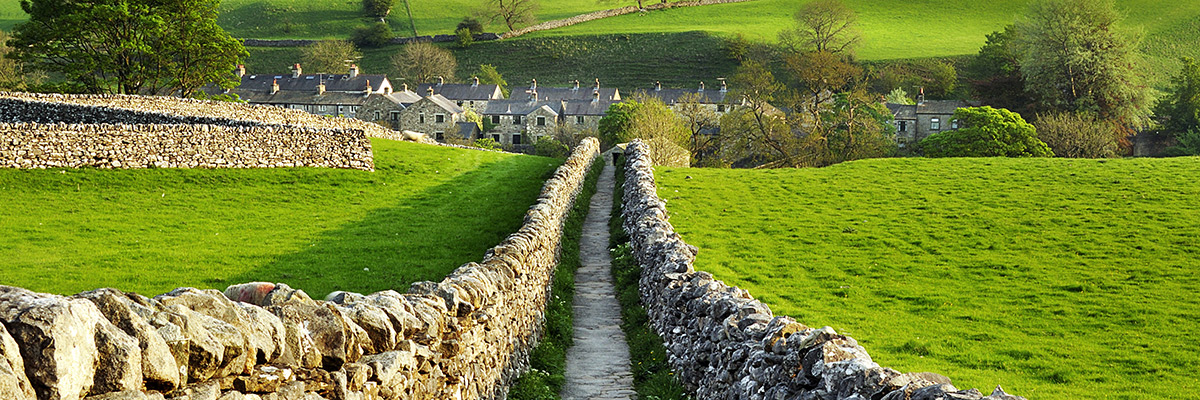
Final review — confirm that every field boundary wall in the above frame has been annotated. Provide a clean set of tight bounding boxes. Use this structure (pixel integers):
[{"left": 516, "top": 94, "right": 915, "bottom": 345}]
[
  {"left": 619, "top": 140, "right": 1026, "bottom": 400},
  {"left": 0, "top": 138, "right": 600, "bottom": 400}
]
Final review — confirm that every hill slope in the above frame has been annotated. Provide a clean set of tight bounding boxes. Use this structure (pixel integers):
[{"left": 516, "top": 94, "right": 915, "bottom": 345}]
[
  {"left": 655, "top": 157, "right": 1200, "bottom": 400},
  {"left": 0, "top": 139, "right": 561, "bottom": 299}
]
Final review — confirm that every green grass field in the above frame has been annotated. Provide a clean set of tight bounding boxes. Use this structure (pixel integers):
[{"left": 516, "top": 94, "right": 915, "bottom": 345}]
[
  {"left": 654, "top": 157, "right": 1200, "bottom": 400},
  {"left": 0, "top": 139, "right": 561, "bottom": 299}
]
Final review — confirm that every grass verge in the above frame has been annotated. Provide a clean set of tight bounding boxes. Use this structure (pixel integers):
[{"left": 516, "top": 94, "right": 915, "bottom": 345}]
[
  {"left": 655, "top": 156, "right": 1200, "bottom": 400},
  {"left": 0, "top": 139, "right": 561, "bottom": 299},
  {"left": 608, "top": 155, "right": 691, "bottom": 399},
  {"left": 508, "top": 156, "right": 604, "bottom": 399}
]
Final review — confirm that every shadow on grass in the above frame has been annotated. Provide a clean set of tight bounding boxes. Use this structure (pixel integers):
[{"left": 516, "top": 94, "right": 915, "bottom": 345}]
[{"left": 223, "top": 155, "right": 558, "bottom": 299}]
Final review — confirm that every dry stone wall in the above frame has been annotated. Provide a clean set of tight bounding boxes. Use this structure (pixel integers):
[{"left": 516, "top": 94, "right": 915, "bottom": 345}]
[
  {"left": 0, "top": 138, "right": 600, "bottom": 400},
  {"left": 500, "top": 0, "right": 759, "bottom": 39},
  {"left": 0, "top": 123, "right": 373, "bottom": 170},
  {"left": 619, "top": 140, "right": 1028, "bottom": 400}
]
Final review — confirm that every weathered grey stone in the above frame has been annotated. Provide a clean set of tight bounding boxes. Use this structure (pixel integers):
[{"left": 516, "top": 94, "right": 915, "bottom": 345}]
[
  {"left": 0, "top": 286, "right": 101, "bottom": 400},
  {"left": 233, "top": 303, "right": 286, "bottom": 364},
  {"left": 0, "top": 321, "right": 35, "bottom": 400},
  {"left": 75, "top": 288, "right": 179, "bottom": 391},
  {"left": 260, "top": 285, "right": 313, "bottom": 308},
  {"left": 188, "top": 381, "right": 221, "bottom": 400},
  {"left": 92, "top": 319, "right": 144, "bottom": 394},
  {"left": 215, "top": 390, "right": 245, "bottom": 400},
  {"left": 84, "top": 390, "right": 148, "bottom": 400},
  {"left": 981, "top": 386, "right": 1027, "bottom": 400},
  {"left": 360, "top": 351, "right": 416, "bottom": 389}
]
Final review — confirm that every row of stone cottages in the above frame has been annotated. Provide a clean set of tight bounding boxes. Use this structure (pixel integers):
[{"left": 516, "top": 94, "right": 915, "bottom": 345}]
[{"left": 219, "top": 64, "right": 967, "bottom": 147}]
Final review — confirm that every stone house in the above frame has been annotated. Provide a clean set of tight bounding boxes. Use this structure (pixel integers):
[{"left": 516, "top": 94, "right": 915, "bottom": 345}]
[
  {"left": 398, "top": 93, "right": 465, "bottom": 142},
  {"left": 481, "top": 99, "right": 562, "bottom": 146},
  {"left": 639, "top": 80, "right": 738, "bottom": 115},
  {"left": 415, "top": 77, "right": 504, "bottom": 112},
  {"left": 230, "top": 64, "right": 395, "bottom": 118},
  {"left": 886, "top": 99, "right": 973, "bottom": 146},
  {"left": 357, "top": 86, "right": 423, "bottom": 127},
  {"left": 508, "top": 79, "right": 621, "bottom": 102},
  {"left": 560, "top": 98, "right": 618, "bottom": 132}
]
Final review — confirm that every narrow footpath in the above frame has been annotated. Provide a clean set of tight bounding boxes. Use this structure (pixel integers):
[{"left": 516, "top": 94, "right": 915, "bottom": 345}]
[{"left": 561, "top": 162, "right": 636, "bottom": 400}]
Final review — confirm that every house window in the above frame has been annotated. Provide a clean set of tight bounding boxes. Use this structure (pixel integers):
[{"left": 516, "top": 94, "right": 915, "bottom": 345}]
[
  {"left": 898, "top": 121, "right": 907, "bottom": 132},
  {"left": 435, "top": 114, "right": 445, "bottom": 123},
  {"left": 320, "top": 105, "right": 327, "bottom": 112},
  {"left": 492, "top": 134, "right": 500, "bottom": 142},
  {"left": 390, "top": 111, "right": 400, "bottom": 122},
  {"left": 951, "top": 119, "right": 960, "bottom": 129},
  {"left": 930, "top": 118, "right": 941, "bottom": 131},
  {"left": 435, "top": 132, "right": 444, "bottom": 141},
  {"left": 374, "top": 111, "right": 381, "bottom": 120},
  {"left": 536, "top": 116, "right": 545, "bottom": 126},
  {"left": 717, "top": 104, "right": 725, "bottom": 112},
  {"left": 457, "top": 101, "right": 464, "bottom": 107},
  {"left": 491, "top": 115, "right": 501, "bottom": 124},
  {"left": 576, "top": 116, "right": 585, "bottom": 125},
  {"left": 513, "top": 115, "right": 522, "bottom": 125},
  {"left": 419, "top": 113, "right": 425, "bottom": 124},
  {"left": 512, "top": 133, "right": 522, "bottom": 145}
]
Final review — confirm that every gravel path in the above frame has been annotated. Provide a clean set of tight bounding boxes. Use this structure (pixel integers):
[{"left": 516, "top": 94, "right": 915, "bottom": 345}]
[{"left": 560, "top": 162, "right": 637, "bottom": 400}]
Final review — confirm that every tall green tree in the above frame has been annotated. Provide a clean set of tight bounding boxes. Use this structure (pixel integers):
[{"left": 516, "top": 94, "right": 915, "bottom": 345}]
[
  {"left": 390, "top": 41, "right": 456, "bottom": 84},
  {"left": 1015, "top": 0, "right": 1149, "bottom": 127},
  {"left": 9, "top": 0, "right": 244, "bottom": 95},
  {"left": 477, "top": 64, "right": 509, "bottom": 97},
  {"left": 778, "top": 0, "right": 860, "bottom": 55},
  {"left": 302, "top": 40, "right": 362, "bottom": 74},
  {"left": 968, "top": 25, "right": 1033, "bottom": 115},
  {"left": 1155, "top": 57, "right": 1200, "bottom": 135}
]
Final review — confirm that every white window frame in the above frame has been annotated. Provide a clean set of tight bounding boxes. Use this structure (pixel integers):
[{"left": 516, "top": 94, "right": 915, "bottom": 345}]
[
  {"left": 536, "top": 116, "right": 545, "bottom": 126},
  {"left": 930, "top": 118, "right": 941, "bottom": 131}
]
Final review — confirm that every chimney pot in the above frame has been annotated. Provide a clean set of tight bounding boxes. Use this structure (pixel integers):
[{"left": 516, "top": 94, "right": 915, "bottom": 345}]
[
  {"left": 655, "top": 81, "right": 661, "bottom": 91},
  {"left": 573, "top": 80, "right": 580, "bottom": 90},
  {"left": 272, "top": 78, "right": 279, "bottom": 94},
  {"left": 437, "top": 76, "right": 444, "bottom": 86},
  {"left": 719, "top": 79, "right": 727, "bottom": 92},
  {"left": 236, "top": 64, "right": 246, "bottom": 78},
  {"left": 594, "top": 78, "right": 600, "bottom": 90},
  {"left": 531, "top": 78, "right": 537, "bottom": 90},
  {"left": 427, "top": 87, "right": 434, "bottom": 97},
  {"left": 699, "top": 82, "right": 705, "bottom": 92},
  {"left": 318, "top": 82, "right": 326, "bottom": 95},
  {"left": 402, "top": 83, "right": 408, "bottom": 92},
  {"left": 592, "top": 90, "right": 599, "bottom": 103},
  {"left": 473, "top": 76, "right": 479, "bottom": 86},
  {"left": 349, "top": 64, "right": 359, "bottom": 78},
  {"left": 292, "top": 63, "right": 302, "bottom": 79}
]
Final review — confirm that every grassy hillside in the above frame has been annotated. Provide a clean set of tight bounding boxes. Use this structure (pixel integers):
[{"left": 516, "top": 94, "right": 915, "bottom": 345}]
[
  {"left": 244, "top": 31, "right": 739, "bottom": 93},
  {"left": 0, "top": 139, "right": 561, "bottom": 299},
  {"left": 654, "top": 157, "right": 1200, "bottom": 400}
]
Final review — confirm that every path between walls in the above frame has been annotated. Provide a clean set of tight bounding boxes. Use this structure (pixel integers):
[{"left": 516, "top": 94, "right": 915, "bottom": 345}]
[{"left": 561, "top": 162, "right": 637, "bottom": 400}]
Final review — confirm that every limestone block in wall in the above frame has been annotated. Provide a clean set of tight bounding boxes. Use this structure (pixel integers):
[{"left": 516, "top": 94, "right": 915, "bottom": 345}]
[
  {"left": 92, "top": 320, "right": 144, "bottom": 395},
  {"left": 0, "top": 321, "right": 35, "bottom": 400},
  {"left": 155, "top": 288, "right": 286, "bottom": 372},
  {"left": 0, "top": 285, "right": 103, "bottom": 400},
  {"left": 223, "top": 283, "right": 276, "bottom": 306},
  {"left": 74, "top": 289, "right": 181, "bottom": 392},
  {"left": 266, "top": 300, "right": 369, "bottom": 371}
]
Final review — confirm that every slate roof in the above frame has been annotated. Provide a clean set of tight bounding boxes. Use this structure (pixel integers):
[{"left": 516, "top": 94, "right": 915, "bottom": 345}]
[
  {"left": 239, "top": 73, "right": 390, "bottom": 93},
  {"left": 235, "top": 90, "right": 375, "bottom": 106},
  {"left": 887, "top": 100, "right": 974, "bottom": 119},
  {"left": 414, "top": 82, "right": 503, "bottom": 101},
  {"left": 561, "top": 99, "right": 618, "bottom": 116},
  {"left": 457, "top": 122, "right": 481, "bottom": 140},
  {"left": 482, "top": 99, "right": 562, "bottom": 116},
  {"left": 423, "top": 94, "right": 465, "bottom": 114},
  {"left": 509, "top": 84, "right": 620, "bottom": 102},
  {"left": 377, "top": 90, "right": 423, "bottom": 106},
  {"left": 636, "top": 86, "right": 733, "bottom": 105}
]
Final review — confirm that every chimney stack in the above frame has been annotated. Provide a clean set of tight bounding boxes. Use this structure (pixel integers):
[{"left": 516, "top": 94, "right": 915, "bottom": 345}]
[
  {"left": 918, "top": 87, "right": 925, "bottom": 105},
  {"left": 573, "top": 80, "right": 580, "bottom": 90},
  {"left": 655, "top": 81, "right": 661, "bottom": 91},
  {"left": 698, "top": 81, "right": 705, "bottom": 92},
  {"left": 402, "top": 83, "right": 408, "bottom": 92},
  {"left": 318, "top": 81, "right": 326, "bottom": 95},
  {"left": 437, "top": 76, "right": 444, "bottom": 86},
  {"left": 531, "top": 78, "right": 537, "bottom": 90},
  {"left": 719, "top": 78, "right": 727, "bottom": 92},
  {"left": 427, "top": 87, "right": 434, "bottom": 97},
  {"left": 472, "top": 76, "right": 480, "bottom": 87},
  {"left": 271, "top": 79, "right": 279, "bottom": 94},
  {"left": 291, "top": 63, "right": 302, "bottom": 79},
  {"left": 594, "top": 78, "right": 600, "bottom": 91},
  {"left": 528, "top": 89, "right": 538, "bottom": 102},
  {"left": 349, "top": 64, "right": 359, "bottom": 78},
  {"left": 592, "top": 90, "right": 599, "bottom": 103},
  {"left": 364, "top": 79, "right": 372, "bottom": 96},
  {"left": 236, "top": 64, "right": 246, "bottom": 78}
]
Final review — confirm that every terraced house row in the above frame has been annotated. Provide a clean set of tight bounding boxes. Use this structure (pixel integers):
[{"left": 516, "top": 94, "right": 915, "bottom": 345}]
[{"left": 214, "top": 64, "right": 743, "bottom": 148}]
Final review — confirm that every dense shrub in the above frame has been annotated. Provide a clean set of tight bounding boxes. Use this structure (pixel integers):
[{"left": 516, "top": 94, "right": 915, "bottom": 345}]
[
  {"left": 454, "top": 27, "right": 474, "bottom": 48},
  {"left": 362, "top": 0, "right": 394, "bottom": 18},
  {"left": 1165, "top": 130, "right": 1200, "bottom": 156},
  {"left": 474, "top": 137, "right": 500, "bottom": 150},
  {"left": 534, "top": 137, "right": 570, "bottom": 158},
  {"left": 457, "top": 17, "right": 484, "bottom": 34},
  {"left": 1035, "top": 112, "right": 1120, "bottom": 158},
  {"left": 921, "top": 106, "right": 1053, "bottom": 157},
  {"left": 350, "top": 23, "right": 392, "bottom": 48}
]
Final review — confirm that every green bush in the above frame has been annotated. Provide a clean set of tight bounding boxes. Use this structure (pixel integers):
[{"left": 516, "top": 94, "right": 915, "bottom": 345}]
[
  {"left": 454, "top": 27, "right": 474, "bottom": 48},
  {"left": 1166, "top": 129, "right": 1200, "bottom": 156},
  {"left": 362, "top": 0, "right": 393, "bottom": 18},
  {"left": 473, "top": 138, "right": 500, "bottom": 150},
  {"left": 534, "top": 137, "right": 570, "bottom": 158},
  {"left": 350, "top": 23, "right": 392, "bottom": 48},
  {"left": 457, "top": 17, "right": 484, "bottom": 34},
  {"left": 921, "top": 106, "right": 1053, "bottom": 157}
]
